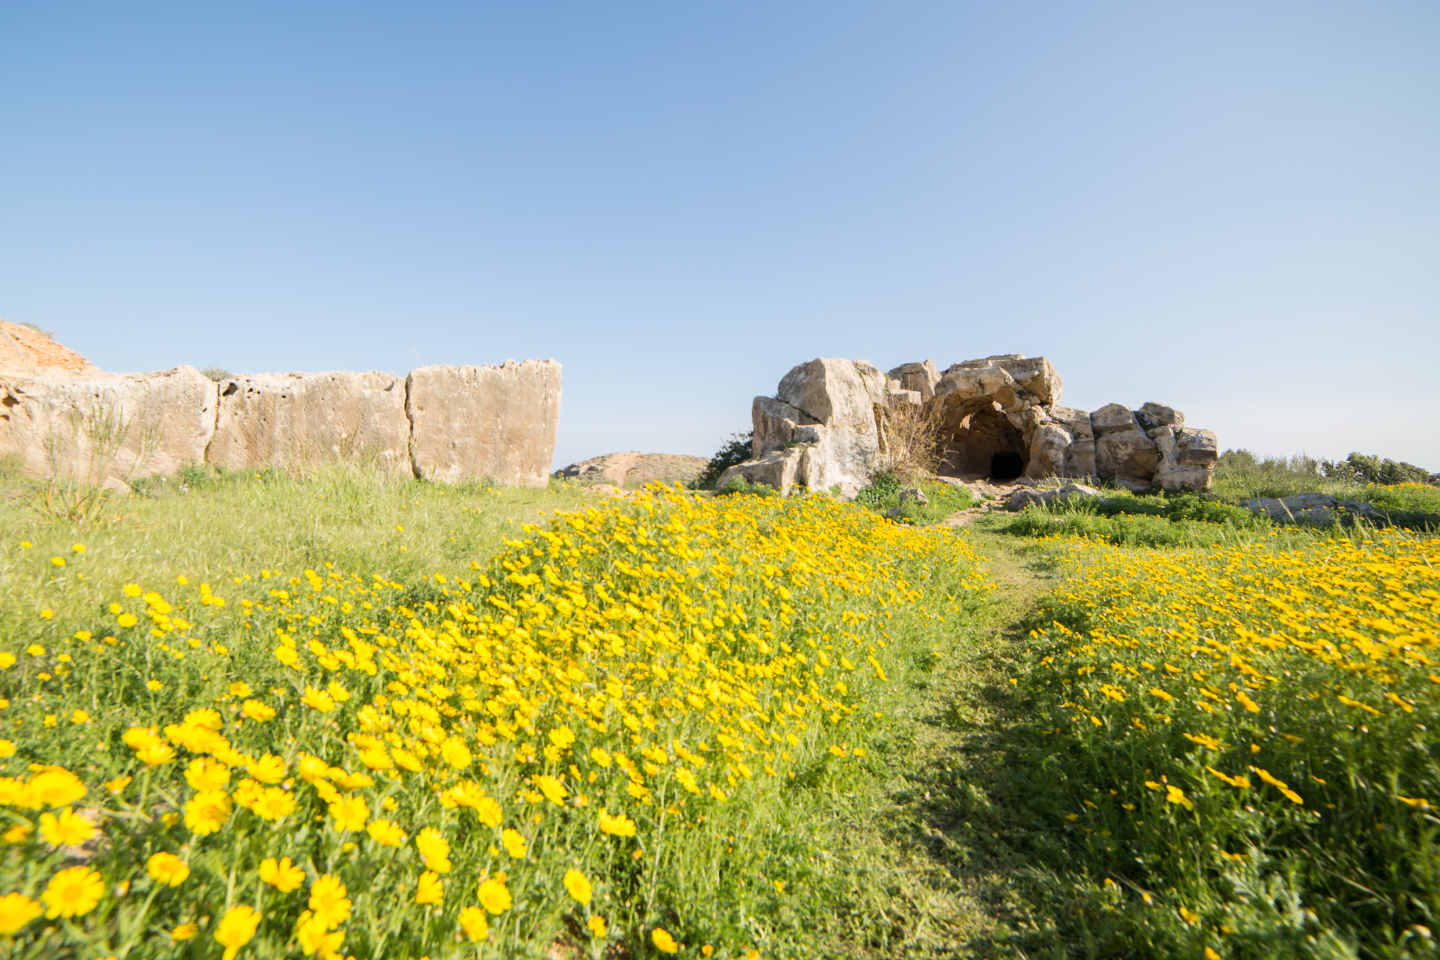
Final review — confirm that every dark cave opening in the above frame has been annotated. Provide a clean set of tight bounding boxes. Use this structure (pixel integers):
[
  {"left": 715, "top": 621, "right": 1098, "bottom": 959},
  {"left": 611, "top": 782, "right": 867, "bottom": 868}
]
[
  {"left": 989, "top": 451, "right": 1025, "bottom": 481},
  {"left": 936, "top": 407, "right": 1031, "bottom": 481}
]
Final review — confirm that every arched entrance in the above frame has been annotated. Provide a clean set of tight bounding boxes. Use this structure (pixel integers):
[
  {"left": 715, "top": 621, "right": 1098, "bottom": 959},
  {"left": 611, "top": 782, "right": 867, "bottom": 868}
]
[{"left": 938, "top": 407, "right": 1029, "bottom": 481}]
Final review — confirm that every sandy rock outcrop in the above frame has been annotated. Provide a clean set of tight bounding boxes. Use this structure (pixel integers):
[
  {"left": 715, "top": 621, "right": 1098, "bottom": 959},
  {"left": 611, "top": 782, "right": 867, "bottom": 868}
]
[
  {"left": 407, "top": 360, "right": 561, "bottom": 487},
  {"left": 207, "top": 371, "right": 411, "bottom": 477},
  {"left": 0, "top": 321, "right": 97, "bottom": 377},
  {"left": 554, "top": 452, "right": 711, "bottom": 488},
  {"left": 0, "top": 366, "right": 218, "bottom": 482}
]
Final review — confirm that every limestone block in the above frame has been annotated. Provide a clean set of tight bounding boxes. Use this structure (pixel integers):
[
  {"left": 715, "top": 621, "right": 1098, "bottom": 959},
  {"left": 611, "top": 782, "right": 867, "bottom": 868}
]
[
  {"left": 1049, "top": 405, "right": 1093, "bottom": 439},
  {"left": 778, "top": 358, "right": 888, "bottom": 424},
  {"left": 407, "top": 361, "right": 562, "bottom": 487},
  {"left": 1065, "top": 438, "right": 1097, "bottom": 478},
  {"left": 1024, "top": 423, "right": 1073, "bottom": 480},
  {"left": 0, "top": 366, "right": 217, "bottom": 481},
  {"left": 1156, "top": 465, "right": 1214, "bottom": 491},
  {"left": 716, "top": 446, "right": 805, "bottom": 496},
  {"left": 993, "top": 356, "right": 1063, "bottom": 406},
  {"left": 934, "top": 365, "right": 1020, "bottom": 412},
  {"left": 947, "top": 354, "right": 1025, "bottom": 371},
  {"left": 208, "top": 371, "right": 410, "bottom": 477},
  {"left": 1090, "top": 403, "right": 1141, "bottom": 436},
  {"left": 1148, "top": 427, "right": 1177, "bottom": 461},
  {"left": 1173, "top": 428, "right": 1218, "bottom": 467},
  {"left": 1005, "top": 482, "right": 1100, "bottom": 511},
  {"left": 778, "top": 358, "right": 888, "bottom": 490},
  {"left": 886, "top": 360, "right": 941, "bottom": 401},
  {"left": 1136, "top": 402, "right": 1184, "bottom": 431},
  {"left": 1095, "top": 428, "right": 1160, "bottom": 480},
  {"left": 752, "top": 397, "right": 819, "bottom": 458}
]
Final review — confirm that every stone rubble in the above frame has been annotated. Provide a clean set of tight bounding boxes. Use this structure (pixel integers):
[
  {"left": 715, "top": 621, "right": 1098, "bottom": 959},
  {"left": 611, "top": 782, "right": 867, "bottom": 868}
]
[{"left": 1238, "top": 493, "right": 1387, "bottom": 525}]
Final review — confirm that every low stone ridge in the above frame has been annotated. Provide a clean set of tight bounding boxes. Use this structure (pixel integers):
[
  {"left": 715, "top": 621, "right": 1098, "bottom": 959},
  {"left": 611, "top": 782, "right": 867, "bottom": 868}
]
[
  {"left": 554, "top": 452, "right": 711, "bottom": 488},
  {"left": 1239, "top": 493, "right": 1386, "bottom": 525},
  {"left": 1004, "top": 483, "right": 1101, "bottom": 512},
  {"left": 719, "top": 354, "right": 1217, "bottom": 496},
  {"left": 0, "top": 354, "right": 561, "bottom": 487}
]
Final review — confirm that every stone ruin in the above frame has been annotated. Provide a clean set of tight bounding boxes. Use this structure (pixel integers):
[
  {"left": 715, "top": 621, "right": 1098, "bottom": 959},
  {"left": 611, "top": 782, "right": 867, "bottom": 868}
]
[
  {"left": 0, "top": 339, "right": 562, "bottom": 489},
  {"left": 717, "top": 355, "right": 1217, "bottom": 497}
]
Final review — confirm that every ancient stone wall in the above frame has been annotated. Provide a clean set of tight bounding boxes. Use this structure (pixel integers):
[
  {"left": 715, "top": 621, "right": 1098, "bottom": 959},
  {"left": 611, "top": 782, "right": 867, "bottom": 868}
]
[{"left": 0, "top": 360, "right": 561, "bottom": 488}]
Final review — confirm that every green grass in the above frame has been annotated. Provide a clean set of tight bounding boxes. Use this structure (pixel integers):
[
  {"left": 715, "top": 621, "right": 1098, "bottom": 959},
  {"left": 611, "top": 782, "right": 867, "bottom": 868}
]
[
  {"left": 0, "top": 471, "right": 1000, "bottom": 958},
  {"left": 1211, "top": 452, "right": 1440, "bottom": 526},
  {"left": 0, "top": 465, "right": 593, "bottom": 625},
  {"left": 854, "top": 472, "right": 974, "bottom": 525},
  {"left": 3, "top": 461, "right": 1437, "bottom": 958}
]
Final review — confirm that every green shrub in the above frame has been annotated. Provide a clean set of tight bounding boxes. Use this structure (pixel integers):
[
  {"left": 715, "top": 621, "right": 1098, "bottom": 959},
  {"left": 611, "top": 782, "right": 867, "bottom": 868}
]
[
  {"left": 713, "top": 474, "right": 776, "bottom": 498},
  {"left": 855, "top": 471, "right": 973, "bottom": 525},
  {"left": 1337, "top": 452, "right": 1438, "bottom": 486},
  {"left": 691, "top": 431, "right": 753, "bottom": 490}
]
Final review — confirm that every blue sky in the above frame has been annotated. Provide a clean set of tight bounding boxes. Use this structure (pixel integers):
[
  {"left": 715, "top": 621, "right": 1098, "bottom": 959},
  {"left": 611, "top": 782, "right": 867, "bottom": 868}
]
[{"left": 3, "top": 2, "right": 1437, "bottom": 470}]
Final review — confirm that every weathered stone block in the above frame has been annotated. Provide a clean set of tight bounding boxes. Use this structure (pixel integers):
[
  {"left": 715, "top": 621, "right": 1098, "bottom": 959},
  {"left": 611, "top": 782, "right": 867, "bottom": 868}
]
[
  {"left": 1136, "top": 402, "right": 1184, "bottom": 431},
  {"left": 886, "top": 360, "right": 941, "bottom": 401},
  {"left": 0, "top": 366, "right": 217, "bottom": 481},
  {"left": 1065, "top": 438, "right": 1097, "bottom": 478},
  {"left": 208, "top": 371, "right": 410, "bottom": 476},
  {"left": 407, "top": 360, "right": 562, "bottom": 487},
  {"left": 1090, "top": 403, "right": 1140, "bottom": 436},
  {"left": 716, "top": 446, "right": 805, "bottom": 496},
  {"left": 752, "top": 397, "right": 819, "bottom": 458},
  {"left": 1095, "top": 428, "right": 1160, "bottom": 480},
  {"left": 1024, "top": 423, "right": 1072, "bottom": 479}
]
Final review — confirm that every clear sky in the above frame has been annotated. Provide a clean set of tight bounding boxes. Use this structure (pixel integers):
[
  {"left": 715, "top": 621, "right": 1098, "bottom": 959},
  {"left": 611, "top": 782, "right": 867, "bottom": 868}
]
[{"left": 3, "top": 2, "right": 1437, "bottom": 470}]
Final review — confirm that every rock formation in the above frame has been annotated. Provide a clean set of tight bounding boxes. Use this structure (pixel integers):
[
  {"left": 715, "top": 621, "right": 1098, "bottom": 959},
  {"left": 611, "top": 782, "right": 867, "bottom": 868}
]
[
  {"left": 719, "top": 358, "right": 890, "bottom": 498},
  {"left": 0, "top": 346, "right": 562, "bottom": 487},
  {"left": 720, "top": 354, "right": 1217, "bottom": 496},
  {"left": 0, "top": 320, "right": 97, "bottom": 377}
]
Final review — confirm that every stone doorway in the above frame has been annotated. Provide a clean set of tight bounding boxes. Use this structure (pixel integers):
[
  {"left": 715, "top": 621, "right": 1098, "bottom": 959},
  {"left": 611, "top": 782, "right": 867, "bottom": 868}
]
[{"left": 938, "top": 407, "right": 1029, "bottom": 481}]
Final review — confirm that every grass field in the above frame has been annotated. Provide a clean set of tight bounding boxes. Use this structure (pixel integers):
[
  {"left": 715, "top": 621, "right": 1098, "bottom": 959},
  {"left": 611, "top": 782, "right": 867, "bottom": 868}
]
[{"left": 1, "top": 462, "right": 1438, "bottom": 959}]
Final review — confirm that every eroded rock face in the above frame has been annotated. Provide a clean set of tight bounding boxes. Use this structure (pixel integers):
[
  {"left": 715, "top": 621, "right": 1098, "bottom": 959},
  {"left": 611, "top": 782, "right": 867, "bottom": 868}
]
[
  {"left": 724, "top": 352, "right": 1217, "bottom": 496},
  {"left": 208, "top": 371, "right": 411, "bottom": 476},
  {"left": 408, "top": 360, "right": 562, "bottom": 487},
  {"left": 0, "top": 366, "right": 217, "bottom": 482}
]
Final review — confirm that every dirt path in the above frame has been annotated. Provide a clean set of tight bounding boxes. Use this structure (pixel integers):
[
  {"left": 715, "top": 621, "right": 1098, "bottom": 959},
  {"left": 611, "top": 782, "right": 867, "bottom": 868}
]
[{"left": 865, "top": 519, "right": 1074, "bottom": 955}]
